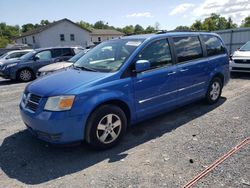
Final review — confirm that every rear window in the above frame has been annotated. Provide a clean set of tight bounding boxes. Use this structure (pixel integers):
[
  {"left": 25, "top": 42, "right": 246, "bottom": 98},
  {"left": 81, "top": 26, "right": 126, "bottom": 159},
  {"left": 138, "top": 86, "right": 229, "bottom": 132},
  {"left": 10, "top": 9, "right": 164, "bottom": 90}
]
[
  {"left": 202, "top": 35, "right": 226, "bottom": 56},
  {"left": 173, "top": 36, "right": 203, "bottom": 63}
]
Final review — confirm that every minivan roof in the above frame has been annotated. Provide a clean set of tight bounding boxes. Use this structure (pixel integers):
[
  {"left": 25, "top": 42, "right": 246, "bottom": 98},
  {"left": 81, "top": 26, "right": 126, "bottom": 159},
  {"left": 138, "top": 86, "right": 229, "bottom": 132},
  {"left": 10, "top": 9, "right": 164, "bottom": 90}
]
[{"left": 121, "top": 31, "right": 219, "bottom": 40}]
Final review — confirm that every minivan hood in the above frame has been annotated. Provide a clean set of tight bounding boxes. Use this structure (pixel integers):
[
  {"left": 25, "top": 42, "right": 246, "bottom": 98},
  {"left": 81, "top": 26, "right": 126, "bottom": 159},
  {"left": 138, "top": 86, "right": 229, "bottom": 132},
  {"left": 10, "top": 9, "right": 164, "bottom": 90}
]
[
  {"left": 233, "top": 50, "right": 250, "bottom": 59},
  {"left": 38, "top": 62, "right": 73, "bottom": 72},
  {"left": 26, "top": 68, "right": 114, "bottom": 96}
]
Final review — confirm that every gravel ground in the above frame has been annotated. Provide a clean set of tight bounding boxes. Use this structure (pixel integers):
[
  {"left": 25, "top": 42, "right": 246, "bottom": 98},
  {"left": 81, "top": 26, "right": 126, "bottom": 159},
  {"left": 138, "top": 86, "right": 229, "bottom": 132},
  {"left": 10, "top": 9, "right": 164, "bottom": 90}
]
[{"left": 0, "top": 74, "right": 249, "bottom": 188}]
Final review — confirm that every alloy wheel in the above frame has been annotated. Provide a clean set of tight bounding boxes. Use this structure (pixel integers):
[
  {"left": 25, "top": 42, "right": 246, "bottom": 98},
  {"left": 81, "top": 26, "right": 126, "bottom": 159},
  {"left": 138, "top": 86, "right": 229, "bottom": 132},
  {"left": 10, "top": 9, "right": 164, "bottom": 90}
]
[{"left": 96, "top": 114, "right": 122, "bottom": 144}]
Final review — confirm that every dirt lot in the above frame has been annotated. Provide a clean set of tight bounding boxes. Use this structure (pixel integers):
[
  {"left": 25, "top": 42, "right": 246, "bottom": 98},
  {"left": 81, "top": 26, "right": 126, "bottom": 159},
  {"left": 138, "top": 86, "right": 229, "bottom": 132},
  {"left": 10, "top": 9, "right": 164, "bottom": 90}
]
[{"left": 0, "top": 75, "right": 249, "bottom": 188}]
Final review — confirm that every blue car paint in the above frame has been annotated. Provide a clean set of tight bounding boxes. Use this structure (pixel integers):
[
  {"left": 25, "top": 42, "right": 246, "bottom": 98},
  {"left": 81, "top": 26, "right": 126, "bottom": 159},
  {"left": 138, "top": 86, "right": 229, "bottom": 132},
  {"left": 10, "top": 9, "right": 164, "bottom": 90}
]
[
  {"left": 0, "top": 47, "right": 78, "bottom": 80},
  {"left": 19, "top": 32, "right": 230, "bottom": 144}
]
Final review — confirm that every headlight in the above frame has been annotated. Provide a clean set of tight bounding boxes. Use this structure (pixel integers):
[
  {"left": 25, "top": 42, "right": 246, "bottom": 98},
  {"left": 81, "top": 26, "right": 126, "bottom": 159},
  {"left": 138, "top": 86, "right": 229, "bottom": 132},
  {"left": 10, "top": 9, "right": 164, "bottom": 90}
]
[{"left": 44, "top": 95, "right": 75, "bottom": 111}]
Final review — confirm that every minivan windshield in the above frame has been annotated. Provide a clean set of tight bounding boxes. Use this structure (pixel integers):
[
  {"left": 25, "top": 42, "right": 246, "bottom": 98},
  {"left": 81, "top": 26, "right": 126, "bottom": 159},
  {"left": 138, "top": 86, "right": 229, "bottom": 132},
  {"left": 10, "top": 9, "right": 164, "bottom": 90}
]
[
  {"left": 74, "top": 39, "right": 143, "bottom": 72},
  {"left": 239, "top": 41, "right": 250, "bottom": 51},
  {"left": 19, "top": 50, "right": 36, "bottom": 60},
  {"left": 68, "top": 50, "right": 87, "bottom": 63}
]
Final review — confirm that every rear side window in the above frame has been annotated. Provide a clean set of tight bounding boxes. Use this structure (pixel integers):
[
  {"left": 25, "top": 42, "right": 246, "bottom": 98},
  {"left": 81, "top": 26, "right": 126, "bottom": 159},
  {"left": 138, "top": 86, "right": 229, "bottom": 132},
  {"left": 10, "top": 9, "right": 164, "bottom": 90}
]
[
  {"left": 173, "top": 36, "right": 203, "bottom": 63},
  {"left": 52, "top": 49, "right": 62, "bottom": 58},
  {"left": 137, "top": 39, "right": 172, "bottom": 69},
  {"left": 61, "top": 48, "right": 73, "bottom": 56},
  {"left": 202, "top": 35, "right": 226, "bottom": 56}
]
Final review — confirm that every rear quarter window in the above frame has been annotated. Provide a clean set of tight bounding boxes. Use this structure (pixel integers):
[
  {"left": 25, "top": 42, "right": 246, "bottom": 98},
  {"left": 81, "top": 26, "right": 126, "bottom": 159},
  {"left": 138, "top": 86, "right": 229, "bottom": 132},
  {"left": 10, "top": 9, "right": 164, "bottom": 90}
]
[
  {"left": 201, "top": 35, "right": 226, "bottom": 56},
  {"left": 173, "top": 36, "right": 203, "bottom": 63}
]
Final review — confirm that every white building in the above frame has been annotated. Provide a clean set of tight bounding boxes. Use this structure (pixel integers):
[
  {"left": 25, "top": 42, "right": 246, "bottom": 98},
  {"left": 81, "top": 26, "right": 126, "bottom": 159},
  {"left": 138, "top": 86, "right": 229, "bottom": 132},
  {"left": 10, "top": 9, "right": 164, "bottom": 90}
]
[
  {"left": 90, "top": 29, "right": 124, "bottom": 44},
  {"left": 15, "top": 19, "right": 92, "bottom": 48}
]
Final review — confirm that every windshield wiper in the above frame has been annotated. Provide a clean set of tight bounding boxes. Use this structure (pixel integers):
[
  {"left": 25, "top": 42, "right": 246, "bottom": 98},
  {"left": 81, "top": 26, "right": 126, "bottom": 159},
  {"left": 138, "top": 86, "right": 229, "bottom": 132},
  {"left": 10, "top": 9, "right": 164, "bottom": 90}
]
[{"left": 73, "top": 65, "right": 97, "bottom": 72}]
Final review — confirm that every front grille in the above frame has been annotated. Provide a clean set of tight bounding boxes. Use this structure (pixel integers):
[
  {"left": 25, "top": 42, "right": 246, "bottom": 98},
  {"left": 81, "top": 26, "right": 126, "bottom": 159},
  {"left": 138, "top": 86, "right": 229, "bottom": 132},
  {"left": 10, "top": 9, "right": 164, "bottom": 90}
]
[
  {"left": 23, "top": 93, "right": 42, "bottom": 112},
  {"left": 232, "top": 67, "right": 250, "bottom": 71},
  {"left": 234, "top": 59, "right": 250, "bottom": 64}
]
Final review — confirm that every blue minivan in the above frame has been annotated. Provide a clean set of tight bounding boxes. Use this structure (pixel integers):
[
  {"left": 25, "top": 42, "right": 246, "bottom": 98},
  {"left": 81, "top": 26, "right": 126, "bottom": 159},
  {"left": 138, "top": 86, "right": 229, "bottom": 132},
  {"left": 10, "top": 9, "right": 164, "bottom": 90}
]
[{"left": 20, "top": 32, "right": 229, "bottom": 149}]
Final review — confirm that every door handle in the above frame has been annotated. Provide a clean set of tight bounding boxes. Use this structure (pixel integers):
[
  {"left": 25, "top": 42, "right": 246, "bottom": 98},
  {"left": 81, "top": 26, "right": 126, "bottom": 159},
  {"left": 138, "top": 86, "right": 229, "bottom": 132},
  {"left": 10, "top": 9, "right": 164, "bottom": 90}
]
[
  {"left": 180, "top": 68, "right": 189, "bottom": 72},
  {"left": 167, "top": 71, "right": 176, "bottom": 76}
]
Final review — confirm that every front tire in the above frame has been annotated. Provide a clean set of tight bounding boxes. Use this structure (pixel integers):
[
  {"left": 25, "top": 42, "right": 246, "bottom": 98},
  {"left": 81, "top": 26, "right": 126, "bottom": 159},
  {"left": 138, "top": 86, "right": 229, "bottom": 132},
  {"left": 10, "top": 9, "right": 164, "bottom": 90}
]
[
  {"left": 205, "top": 77, "right": 222, "bottom": 104},
  {"left": 17, "top": 69, "right": 34, "bottom": 82},
  {"left": 85, "top": 105, "right": 127, "bottom": 150}
]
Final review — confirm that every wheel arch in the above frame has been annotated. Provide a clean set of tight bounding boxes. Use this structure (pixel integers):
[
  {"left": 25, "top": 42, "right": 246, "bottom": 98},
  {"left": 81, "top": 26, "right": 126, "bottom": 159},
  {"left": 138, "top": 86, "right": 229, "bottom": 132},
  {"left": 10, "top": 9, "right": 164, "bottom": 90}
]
[
  {"left": 212, "top": 72, "right": 224, "bottom": 86},
  {"left": 84, "top": 98, "right": 132, "bottom": 142}
]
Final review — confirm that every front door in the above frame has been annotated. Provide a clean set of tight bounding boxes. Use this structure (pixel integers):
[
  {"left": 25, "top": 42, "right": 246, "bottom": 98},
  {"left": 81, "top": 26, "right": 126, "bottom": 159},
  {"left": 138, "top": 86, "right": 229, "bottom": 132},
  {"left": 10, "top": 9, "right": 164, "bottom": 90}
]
[
  {"left": 133, "top": 38, "right": 179, "bottom": 119},
  {"left": 33, "top": 50, "right": 53, "bottom": 72}
]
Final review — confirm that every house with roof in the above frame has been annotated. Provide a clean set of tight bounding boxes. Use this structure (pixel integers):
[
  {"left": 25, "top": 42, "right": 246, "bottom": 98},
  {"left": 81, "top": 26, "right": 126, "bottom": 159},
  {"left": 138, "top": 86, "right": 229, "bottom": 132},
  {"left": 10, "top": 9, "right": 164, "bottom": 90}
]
[
  {"left": 15, "top": 19, "right": 92, "bottom": 48},
  {"left": 90, "top": 29, "right": 124, "bottom": 44},
  {"left": 15, "top": 19, "right": 124, "bottom": 49}
]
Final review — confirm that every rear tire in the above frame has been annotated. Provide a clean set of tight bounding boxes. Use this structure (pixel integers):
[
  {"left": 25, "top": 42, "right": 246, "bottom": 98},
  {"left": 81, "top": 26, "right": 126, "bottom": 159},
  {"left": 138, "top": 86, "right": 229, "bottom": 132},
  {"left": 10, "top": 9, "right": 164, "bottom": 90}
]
[
  {"left": 85, "top": 105, "right": 127, "bottom": 150},
  {"left": 205, "top": 77, "right": 222, "bottom": 105},
  {"left": 17, "top": 69, "right": 34, "bottom": 82}
]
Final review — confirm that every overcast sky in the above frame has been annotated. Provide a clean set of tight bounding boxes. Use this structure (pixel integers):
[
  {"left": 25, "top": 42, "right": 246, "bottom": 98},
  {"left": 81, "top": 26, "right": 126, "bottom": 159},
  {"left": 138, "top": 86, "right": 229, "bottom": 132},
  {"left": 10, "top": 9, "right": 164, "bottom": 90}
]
[{"left": 0, "top": 0, "right": 249, "bottom": 30}]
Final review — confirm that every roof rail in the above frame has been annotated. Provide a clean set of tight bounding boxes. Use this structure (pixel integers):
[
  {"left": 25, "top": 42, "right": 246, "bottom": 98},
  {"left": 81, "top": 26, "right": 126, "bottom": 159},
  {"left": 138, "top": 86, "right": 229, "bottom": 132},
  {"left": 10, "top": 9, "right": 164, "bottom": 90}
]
[{"left": 156, "top": 30, "right": 168, "bottom": 34}]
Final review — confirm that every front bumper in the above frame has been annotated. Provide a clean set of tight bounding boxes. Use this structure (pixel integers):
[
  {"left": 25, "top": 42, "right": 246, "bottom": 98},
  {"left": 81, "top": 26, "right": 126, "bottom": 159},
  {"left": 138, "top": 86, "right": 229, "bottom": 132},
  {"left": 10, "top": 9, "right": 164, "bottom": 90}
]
[
  {"left": 19, "top": 104, "right": 87, "bottom": 144},
  {"left": 230, "top": 60, "right": 250, "bottom": 73},
  {"left": 0, "top": 70, "right": 11, "bottom": 79}
]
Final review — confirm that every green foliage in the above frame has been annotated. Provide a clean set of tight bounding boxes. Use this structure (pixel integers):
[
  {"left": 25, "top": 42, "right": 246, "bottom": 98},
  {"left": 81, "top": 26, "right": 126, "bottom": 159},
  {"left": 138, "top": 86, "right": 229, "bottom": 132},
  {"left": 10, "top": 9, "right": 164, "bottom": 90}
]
[
  {"left": 93, "top": 21, "right": 109, "bottom": 29},
  {"left": 21, "top": 23, "right": 36, "bottom": 33},
  {"left": 0, "top": 23, "right": 20, "bottom": 48},
  {"left": 134, "top": 24, "right": 144, "bottom": 34},
  {"left": 122, "top": 25, "right": 134, "bottom": 35},
  {"left": 175, "top": 25, "right": 190, "bottom": 31},
  {"left": 40, "top": 20, "right": 50, "bottom": 26},
  {"left": 77, "top": 21, "right": 93, "bottom": 31},
  {"left": 241, "top": 16, "right": 250, "bottom": 27},
  {"left": 181, "top": 14, "right": 238, "bottom": 31},
  {"left": 145, "top": 26, "right": 155, "bottom": 33},
  {"left": 226, "top": 17, "right": 237, "bottom": 29},
  {"left": 191, "top": 20, "right": 203, "bottom": 31},
  {"left": 0, "top": 36, "right": 10, "bottom": 48}
]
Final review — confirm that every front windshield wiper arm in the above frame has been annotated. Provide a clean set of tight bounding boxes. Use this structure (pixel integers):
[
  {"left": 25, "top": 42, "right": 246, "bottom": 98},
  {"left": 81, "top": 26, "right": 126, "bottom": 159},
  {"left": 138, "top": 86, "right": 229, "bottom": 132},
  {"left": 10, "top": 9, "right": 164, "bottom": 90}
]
[{"left": 73, "top": 65, "right": 97, "bottom": 72}]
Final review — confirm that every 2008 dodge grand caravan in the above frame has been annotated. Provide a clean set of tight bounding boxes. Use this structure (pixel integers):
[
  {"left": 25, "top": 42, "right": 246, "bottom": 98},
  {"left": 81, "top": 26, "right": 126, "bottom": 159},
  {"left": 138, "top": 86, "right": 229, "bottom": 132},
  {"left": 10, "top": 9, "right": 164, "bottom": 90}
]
[{"left": 20, "top": 32, "right": 230, "bottom": 149}]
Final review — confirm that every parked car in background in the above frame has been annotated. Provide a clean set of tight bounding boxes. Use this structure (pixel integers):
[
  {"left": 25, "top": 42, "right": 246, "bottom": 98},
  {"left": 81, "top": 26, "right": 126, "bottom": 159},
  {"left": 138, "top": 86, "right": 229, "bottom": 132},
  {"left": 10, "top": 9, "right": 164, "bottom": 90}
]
[
  {"left": 0, "top": 47, "right": 83, "bottom": 82},
  {"left": 20, "top": 32, "right": 229, "bottom": 149},
  {"left": 230, "top": 41, "right": 250, "bottom": 73},
  {"left": 0, "top": 49, "right": 32, "bottom": 62},
  {"left": 37, "top": 49, "right": 89, "bottom": 77}
]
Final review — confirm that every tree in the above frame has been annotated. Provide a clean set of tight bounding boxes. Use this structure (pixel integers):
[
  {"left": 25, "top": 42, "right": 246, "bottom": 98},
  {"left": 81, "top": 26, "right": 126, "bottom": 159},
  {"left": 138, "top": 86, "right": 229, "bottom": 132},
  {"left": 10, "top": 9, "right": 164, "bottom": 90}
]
[
  {"left": 93, "top": 21, "right": 109, "bottom": 29},
  {"left": 226, "top": 17, "right": 237, "bottom": 29},
  {"left": 77, "top": 21, "right": 93, "bottom": 31},
  {"left": 191, "top": 20, "right": 202, "bottom": 31},
  {"left": 0, "top": 36, "right": 9, "bottom": 48},
  {"left": 122, "top": 25, "right": 134, "bottom": 35},
  {"left": 40, "top": 20, "right": 50, "bottom": 26},
  {"left": 134, "top": 24, "right": 144, "bottom": 34},
  {"left": 201, "top": 13, "right": 234, "bottom": 31},
  {"left": 21, "top": 23, "right": 35, "bottom": 33},
  {"left": 145, "top": 26, "right": 155, "bottom": 33},
  {"left": 0, "top": 23, "right": 20, "bottom": 48},
  {"left": 241, "top": 16, "right": 250, "bottom": 27},
  {"left": 175, "top": 25, "right": 190, "bottom": 31}
]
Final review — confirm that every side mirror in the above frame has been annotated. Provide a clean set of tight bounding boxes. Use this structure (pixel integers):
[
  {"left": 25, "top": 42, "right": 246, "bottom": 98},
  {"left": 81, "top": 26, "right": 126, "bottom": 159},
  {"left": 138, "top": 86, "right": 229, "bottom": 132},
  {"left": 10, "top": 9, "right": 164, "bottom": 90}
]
[
  {"left": 135, "top": 60, "right": 150, "bottom": 73},
  {"left": 33, "top": 56, "right": 40, "bottom": 61}
]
